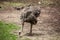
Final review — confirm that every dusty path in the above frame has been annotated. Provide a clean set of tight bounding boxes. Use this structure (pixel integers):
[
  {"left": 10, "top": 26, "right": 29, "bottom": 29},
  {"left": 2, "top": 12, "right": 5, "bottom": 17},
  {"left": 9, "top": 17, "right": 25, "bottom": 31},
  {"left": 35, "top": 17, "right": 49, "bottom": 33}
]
[{"left": 0, "top": 6, "right": 60, "bottom": 40}]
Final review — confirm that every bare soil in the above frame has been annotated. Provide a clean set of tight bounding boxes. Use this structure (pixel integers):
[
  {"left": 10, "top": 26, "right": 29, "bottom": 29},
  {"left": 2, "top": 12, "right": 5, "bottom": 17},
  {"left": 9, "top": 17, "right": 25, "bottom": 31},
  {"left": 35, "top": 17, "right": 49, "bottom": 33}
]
[{"left": 0, "top": 6, "right": 60, "bottom": 40}]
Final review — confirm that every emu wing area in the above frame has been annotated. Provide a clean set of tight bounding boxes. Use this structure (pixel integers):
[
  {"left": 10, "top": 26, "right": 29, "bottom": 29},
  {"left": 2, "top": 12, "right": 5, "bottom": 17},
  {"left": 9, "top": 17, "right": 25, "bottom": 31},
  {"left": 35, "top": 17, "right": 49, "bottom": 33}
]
[{"left": 20, "top": 6, "right": 40, "bottom": 24}]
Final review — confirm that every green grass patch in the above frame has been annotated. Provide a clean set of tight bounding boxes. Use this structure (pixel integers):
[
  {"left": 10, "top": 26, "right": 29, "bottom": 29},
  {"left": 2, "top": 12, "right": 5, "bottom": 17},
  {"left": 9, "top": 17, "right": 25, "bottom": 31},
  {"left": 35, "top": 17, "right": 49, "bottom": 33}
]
[
  {"left": 3, "top": 2, "right": 26, "bottom": 7},
  {"left": 0, "top": 21, "right": 20, "bottom": 40}
]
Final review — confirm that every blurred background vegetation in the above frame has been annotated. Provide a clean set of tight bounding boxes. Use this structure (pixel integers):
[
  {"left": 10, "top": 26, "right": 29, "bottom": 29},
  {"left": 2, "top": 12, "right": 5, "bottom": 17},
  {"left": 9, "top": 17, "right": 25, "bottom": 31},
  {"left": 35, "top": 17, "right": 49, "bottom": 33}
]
[
  {"left": 0, "top": 0, "right": 60, "bottom": 6},
  {"left": 0, "top": 0, "right": 60, "bottom": 11}
]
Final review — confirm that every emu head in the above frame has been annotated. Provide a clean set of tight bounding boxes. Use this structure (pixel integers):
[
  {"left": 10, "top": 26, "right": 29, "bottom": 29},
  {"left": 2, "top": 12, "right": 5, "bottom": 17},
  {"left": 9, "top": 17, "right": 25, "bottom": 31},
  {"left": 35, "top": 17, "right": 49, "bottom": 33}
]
[
  {"left": 33, "top": 10, "right": 41, "bottom": 17},
  {"left": 14, "top": 6, "right": 24, "bottom": 10}
]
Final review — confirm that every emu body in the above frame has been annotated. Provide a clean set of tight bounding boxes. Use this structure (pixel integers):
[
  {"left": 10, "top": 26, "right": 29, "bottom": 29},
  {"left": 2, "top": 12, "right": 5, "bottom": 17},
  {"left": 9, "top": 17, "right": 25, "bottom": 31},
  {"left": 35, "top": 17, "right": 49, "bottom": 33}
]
[{"left": 20, "top": 5, "right": 41, "bottom": 35}]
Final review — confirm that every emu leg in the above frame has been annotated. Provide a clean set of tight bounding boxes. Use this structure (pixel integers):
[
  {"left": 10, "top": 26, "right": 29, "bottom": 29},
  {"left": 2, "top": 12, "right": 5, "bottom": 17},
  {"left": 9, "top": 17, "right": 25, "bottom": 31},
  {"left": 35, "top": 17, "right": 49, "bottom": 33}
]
[
  {"left": 29, "top": 24, "right": 33, "bottom": 35},
  {"left": 19, "top": 21, "right": 24, "bottom": 35},
  {"left": 22, "top": 21, "right": 24, "bottom": 32}
]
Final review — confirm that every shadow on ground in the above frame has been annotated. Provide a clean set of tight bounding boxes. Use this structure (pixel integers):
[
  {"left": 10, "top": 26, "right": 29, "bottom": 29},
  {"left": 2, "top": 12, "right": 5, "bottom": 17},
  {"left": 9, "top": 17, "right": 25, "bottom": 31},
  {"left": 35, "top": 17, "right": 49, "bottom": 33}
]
[{"left": 23, "top": 33, "right": 45, "bottom": 36}]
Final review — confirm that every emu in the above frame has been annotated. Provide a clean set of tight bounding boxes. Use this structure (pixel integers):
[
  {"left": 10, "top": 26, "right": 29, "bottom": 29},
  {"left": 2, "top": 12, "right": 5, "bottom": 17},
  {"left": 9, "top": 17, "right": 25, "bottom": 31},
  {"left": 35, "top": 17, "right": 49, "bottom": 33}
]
[{"left": 20, "top": 5, "right": 41, "bottom": 35}]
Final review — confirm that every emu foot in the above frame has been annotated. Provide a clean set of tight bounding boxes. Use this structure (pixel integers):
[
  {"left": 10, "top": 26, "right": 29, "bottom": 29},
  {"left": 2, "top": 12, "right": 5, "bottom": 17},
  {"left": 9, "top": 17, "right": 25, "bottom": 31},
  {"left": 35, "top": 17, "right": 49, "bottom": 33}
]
[
  {"left": 18, "top": 32, "right": 23, "bottom": 38},
  {"left": 28, "top": 33, "right": 33, "bottom": 36},
  {"left": 19, "top": 32, "right": 21, "bottom": 35},
  {"left": 25, "top": 33, "right": 33, "bottom": 36}
]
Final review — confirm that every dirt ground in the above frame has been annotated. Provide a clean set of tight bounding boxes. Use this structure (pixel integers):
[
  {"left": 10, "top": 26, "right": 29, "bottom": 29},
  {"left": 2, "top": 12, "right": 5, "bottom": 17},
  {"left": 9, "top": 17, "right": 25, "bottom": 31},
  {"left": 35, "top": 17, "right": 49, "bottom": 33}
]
[{"left": 0, "top": 6, "right": 60, "bottom": 40}]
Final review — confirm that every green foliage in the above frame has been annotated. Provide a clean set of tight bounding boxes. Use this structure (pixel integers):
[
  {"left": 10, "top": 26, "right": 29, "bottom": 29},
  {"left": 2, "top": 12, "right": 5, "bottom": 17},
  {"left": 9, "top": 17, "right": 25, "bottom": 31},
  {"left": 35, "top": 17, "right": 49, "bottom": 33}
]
[
  {"left": 3, "top": 2, "right": 25, "bottom": 7},
  {"left": 0, "top": 21, "right": 19, "bottom": 40}
]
